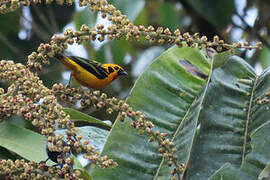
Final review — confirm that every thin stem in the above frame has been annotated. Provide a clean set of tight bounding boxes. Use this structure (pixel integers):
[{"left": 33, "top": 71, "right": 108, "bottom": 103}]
[{"left": 235, "top": 12, "right": 270, "bottom": 48}]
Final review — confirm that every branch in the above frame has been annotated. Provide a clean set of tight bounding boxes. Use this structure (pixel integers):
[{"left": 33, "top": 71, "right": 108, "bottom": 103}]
[{"left": 234, "top": 11, "right": 270, "bottom": 48}]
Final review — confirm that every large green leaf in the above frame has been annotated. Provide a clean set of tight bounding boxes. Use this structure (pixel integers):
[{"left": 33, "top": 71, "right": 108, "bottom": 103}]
[
  {"left": 186, "top": 56, "right": 270, "bottom": 179},
  {"left": 91, "top": 45, "right": 270, "bottom": 180},
  {"left": 0, "top": 121, "right": 47, "bottom": 162},
  {"left": 92, "top": 45, "right": 212, "bottom": 179}
]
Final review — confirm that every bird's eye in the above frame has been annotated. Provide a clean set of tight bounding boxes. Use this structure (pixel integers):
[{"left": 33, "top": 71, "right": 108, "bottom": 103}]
[{"left": 114, "top": 66, "right": 119, "bottom": 70}]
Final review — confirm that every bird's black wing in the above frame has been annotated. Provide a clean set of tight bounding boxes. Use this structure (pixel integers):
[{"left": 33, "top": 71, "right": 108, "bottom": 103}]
[{"left": 68, "top": 56, "right": 109, "bottom": 79}]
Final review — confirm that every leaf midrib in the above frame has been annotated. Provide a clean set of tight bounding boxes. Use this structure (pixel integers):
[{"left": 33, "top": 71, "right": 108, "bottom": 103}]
[
  {"left": 153, "top": 61, "right": 214, "bottom": 180},
  {"left": 241, "top": 76, "right": 258, "bottom": 165}
]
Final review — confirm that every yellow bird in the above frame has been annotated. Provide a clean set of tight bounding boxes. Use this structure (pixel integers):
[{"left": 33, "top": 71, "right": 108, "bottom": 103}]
[{"left": 55, "top": 54, "right": 128, "bottom": 89}]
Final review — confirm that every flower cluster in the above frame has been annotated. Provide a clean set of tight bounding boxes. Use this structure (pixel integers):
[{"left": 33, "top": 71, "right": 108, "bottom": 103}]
[
  {"left": 27, "top": 0, "right": 262, "bottom": 69},
  {"left": 52, "top": 84, "right": 185, "bottom": 179},
  {"left": 0, "top": 159, "right": 82, "bottom": 179},
  {"left": 0, "top": 61, "right": 117, "bottom": 179},
  {"left": 0, "top": 0, "right": 74, "bottom": 14}
]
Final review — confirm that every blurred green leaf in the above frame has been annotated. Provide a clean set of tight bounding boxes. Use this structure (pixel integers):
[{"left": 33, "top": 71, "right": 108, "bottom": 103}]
[
  {"left": 74, "top": 7, "right": 97, "bottom": 31},
  {"left": 63, "top": 108, "right": 111, "bottom": 128},
  {"left": 134, "top": 7, "right": 148, "bottom": 26},
  {"left": 30, "top": 3, "right": 75, "bottom": 32},
  {"left": 39, "top": 61, "right": 63, "bottom": 88},
  {"left": 0, "top": 11, "right": 21, "bottom": 59},
  {"left": 96, "top": 38, "right": 133, "bottom": 65},
  {"left": 95, "top": 45, "right": 106, "bottom": 63},
  {"left": 260, "top": 46, "right": 270, "bottom": 70},
  {"left": 186, "top": 0, "right": 235, "bottom": 31},
  {"left": 259, "top": 162, "right": 270, "bottom": 180},
  {"left": 73, "top": 7, "right": 97, "bottom": 59},
  {"left": 110, "top": 41, "right": 126, "bottom": 64},
  {"left": 108, "top": 0, "right": 145, "bottom": 21},
  {"left": 0, "top": 12, "right": 20, "bottom": 36},
  {"left": 0, "top": 121, "right": 47, "bottom": 162},
  {"left": 159, "top": 2, "right": 182, "bottom": 30}
]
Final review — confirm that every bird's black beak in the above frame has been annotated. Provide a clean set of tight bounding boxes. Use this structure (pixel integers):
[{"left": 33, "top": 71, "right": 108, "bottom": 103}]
[{"left": 118, "top": 69, "right": 128, "bottom": 76}]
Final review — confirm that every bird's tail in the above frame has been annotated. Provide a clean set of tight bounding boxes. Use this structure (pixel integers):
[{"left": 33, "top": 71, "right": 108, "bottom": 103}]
[{"left": 55, "top": 54, "right": 77, "bottom": 71}]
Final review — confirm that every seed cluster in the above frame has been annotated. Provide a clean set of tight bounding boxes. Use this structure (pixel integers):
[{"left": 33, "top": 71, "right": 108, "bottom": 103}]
[
  {"left": 0, "top": 61, "right": 117, "bottom": 179},
  {"left": 52, "top": 84, "right": 185, "bottom": 179},
  {"left": 27, "top": 0, "right": 262, "bottom": 70},
  {"left": 0, "top": 0, "right": 74, "bottom": 14},
  {"left": 0, "top": 159, "right": 82, "bottom": 179}
]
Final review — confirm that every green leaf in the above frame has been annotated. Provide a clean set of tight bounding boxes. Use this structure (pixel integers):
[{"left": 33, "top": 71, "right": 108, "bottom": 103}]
[
  {"left": 209, "top": 120, "right": 270, "bottom": 180},
  {"left": 92, "top": 45, "right": 212, "bottom": 179},
  {"left": 30, "top": 3, "right": 75, "bottom": 31},
  {"left": 159, "top": 2, "right": 182, "bottom": 30},
  {"left": 260, "top": 46, "right": 270, "bottom": 69},
  {"left": 108, "top": 0, "right": 145, "bottom": 21},
  {"left": 185, "top": 0, "right": 235, "bottom": 31},
  {"left": 74, "top": 7, "right": 97, "bottom": 31},
  {"left": 96, "top": 38, "right": 134, "bottom": 65},
  {"left": 90, "top": 46, "right": 270, "bottom": 179},
  {"left": 259, "top": 162, "right": 270, "bottom": 180},
  {"left": 73, "top": 6, "right": 97, "bottom": 59},
  {"left": 0, "top": 121, "right": 47, "bottom": 162},
  {"left": 186, "top": 56, "right": 270, "bottom": 179},
  {"left": 241, "top": 121, "right": 270, "bottom": 177},
  {"left": 0, "top": 12, "right": 20, "bottom": 36},
  {"left": 213, "top": 49, "right": 234, "bottom": 69},
  {"left": 63, "top": 108, "right": 111, "bottom": 128},
  {"left": 209, "top": 163, "right": 255, "bottom": 180},
  {"left": 110, "top": 40, "right": 126, "bottom": 64},
  {"left": 134, "top": 7, "right": 148, "bottom": 26}
]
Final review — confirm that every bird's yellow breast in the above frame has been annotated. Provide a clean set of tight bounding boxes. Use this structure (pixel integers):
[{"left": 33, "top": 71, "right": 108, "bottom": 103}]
[{"left": 63, "top": 58, "right": 116, "bottom": 89}]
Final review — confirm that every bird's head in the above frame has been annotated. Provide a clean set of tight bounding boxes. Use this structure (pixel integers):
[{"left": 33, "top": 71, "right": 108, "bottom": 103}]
[{"left": 103, "top": 64, "right": 128, "bottom": 80}]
